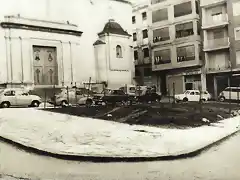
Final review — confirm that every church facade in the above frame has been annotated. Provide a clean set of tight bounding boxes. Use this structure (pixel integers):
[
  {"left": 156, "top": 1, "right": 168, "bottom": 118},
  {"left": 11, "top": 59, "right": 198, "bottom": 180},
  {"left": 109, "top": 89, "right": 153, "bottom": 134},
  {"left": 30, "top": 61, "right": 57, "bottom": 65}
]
[{"left": 0, "top": 0, "right": 133, "bottom": 89}]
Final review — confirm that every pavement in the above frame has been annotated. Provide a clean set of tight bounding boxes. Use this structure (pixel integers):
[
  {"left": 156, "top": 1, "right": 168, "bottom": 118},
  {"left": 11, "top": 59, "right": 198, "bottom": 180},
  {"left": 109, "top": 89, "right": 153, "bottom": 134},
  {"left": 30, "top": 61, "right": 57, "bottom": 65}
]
[
  {"left": 1, "top": 132, "right": 240, "bottom": 180},
  {"left": 0, "top": 108, "right": 239, "bottom": 160}
]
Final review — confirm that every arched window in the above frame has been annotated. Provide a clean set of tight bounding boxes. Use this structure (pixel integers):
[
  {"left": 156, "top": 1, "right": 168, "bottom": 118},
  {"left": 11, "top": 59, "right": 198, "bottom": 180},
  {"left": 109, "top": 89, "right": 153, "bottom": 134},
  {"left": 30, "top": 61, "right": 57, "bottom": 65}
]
[
  {"left": 49, "top": 69, "right": 54, "bottom": 84},
  {"left": 116, "top": 45, "right": 122, "bottom": 58},
  {"left": 35, "top": 69, "right": 40, "bottom": 84}
]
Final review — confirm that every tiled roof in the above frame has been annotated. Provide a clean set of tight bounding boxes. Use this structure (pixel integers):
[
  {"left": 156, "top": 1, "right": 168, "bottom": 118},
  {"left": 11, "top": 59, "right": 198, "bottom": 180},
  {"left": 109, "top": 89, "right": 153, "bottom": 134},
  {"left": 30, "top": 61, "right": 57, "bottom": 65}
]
[
  {"left": 98, "top": 20, "right": 131, "bottom": 37},
  {"left": 93, "top": 39, "right": 106, "bottom": 46}
]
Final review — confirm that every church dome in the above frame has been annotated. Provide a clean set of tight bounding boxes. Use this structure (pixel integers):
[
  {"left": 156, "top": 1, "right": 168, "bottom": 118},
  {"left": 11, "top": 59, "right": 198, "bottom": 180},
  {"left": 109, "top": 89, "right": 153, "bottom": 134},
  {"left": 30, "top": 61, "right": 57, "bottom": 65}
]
[{"left": 98, "top": 19, "right": 131, "bottom": 37}]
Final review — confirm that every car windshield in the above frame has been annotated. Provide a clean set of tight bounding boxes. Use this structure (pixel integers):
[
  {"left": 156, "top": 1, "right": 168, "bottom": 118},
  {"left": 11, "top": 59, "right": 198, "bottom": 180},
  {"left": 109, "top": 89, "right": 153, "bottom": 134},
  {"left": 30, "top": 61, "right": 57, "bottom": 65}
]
[
  {"left": 184, "top": 91, "right": 190, "bottom": 94},
  {"left": 0, "top": 90, "right": 4, "bottom": 94}
]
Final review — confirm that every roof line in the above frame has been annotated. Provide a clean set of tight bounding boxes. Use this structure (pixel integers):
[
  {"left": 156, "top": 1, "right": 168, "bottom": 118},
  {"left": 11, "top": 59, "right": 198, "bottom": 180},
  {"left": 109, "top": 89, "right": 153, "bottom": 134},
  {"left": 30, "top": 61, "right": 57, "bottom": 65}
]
[{"left": 112, "top": 0, "right": 132, "bottom": 5}]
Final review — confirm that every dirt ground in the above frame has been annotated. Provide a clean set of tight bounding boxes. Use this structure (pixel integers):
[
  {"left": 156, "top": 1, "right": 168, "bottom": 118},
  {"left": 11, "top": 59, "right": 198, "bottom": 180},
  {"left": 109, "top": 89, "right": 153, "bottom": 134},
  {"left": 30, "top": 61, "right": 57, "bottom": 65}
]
[{"left": 44, "top": 102, "right": 240, "bottom": 128}]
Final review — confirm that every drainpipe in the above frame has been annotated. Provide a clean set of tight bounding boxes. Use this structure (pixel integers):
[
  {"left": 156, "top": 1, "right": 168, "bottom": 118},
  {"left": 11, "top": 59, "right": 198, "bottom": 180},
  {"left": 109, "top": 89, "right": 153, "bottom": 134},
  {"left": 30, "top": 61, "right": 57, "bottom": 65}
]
[
  {"left": 69, "top": 41, "right": 73, "bottom": 84},
  {"left": 9, "top": 29, "right": 13, "bottom": 87},
  {"left": 60, "top": 41, "right": 64, "bottom": 86},
  {"left": 19, "top": 37, "right": 24, "bottom": 84}
]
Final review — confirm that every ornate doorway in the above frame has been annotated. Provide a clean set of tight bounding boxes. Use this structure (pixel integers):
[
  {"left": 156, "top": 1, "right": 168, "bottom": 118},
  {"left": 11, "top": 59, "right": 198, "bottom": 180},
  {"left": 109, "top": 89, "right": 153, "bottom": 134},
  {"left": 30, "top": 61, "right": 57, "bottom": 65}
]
[{"left": 33, "top": 46, "right": 58, "bottom": 85}]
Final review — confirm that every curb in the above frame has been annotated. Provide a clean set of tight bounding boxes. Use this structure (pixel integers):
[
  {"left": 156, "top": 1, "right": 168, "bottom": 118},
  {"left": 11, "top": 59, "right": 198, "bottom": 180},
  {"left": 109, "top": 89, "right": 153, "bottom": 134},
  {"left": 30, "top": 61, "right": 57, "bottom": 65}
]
[{"left": 0, "top": 130, "right": 239, "bottom": 163}]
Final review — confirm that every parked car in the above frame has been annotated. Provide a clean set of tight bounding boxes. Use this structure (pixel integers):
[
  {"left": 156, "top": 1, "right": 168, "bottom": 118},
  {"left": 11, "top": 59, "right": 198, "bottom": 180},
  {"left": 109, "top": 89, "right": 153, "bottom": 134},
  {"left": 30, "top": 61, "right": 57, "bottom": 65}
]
[
  {"left": 50, "top": 88, "right": 93, "bottom": 107},
  {"left": 218, "top": 87, "right": 240, "bottom": 102},
  {"left": 0, "top": 88, "right": 41, "bottom": 108},
  {"left": 93, "top": 89, "right": 135, "bottom": 105},
  {"left": 175, "top": 90, "right": 211, "bottom": 102},
  {"left": 136, "top": 87, "right": 162, "bottom": 103}
]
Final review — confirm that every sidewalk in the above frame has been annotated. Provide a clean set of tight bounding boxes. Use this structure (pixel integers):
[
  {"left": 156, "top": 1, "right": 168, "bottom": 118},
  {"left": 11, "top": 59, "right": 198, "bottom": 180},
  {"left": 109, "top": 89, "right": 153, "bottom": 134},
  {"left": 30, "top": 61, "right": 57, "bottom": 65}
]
[{"left": 0, "top": 108, "right": 239, "bottom": 159}]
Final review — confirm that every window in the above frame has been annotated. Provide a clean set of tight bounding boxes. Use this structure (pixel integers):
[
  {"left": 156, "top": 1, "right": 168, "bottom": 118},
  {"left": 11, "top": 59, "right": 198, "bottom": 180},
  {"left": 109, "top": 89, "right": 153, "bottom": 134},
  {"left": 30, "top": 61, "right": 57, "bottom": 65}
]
[
  {"left": 152, "top": 8, "right": 168, "bottom": 23},
  {"left": 133, "top": 33, "right": 137, "bottom": 41},
  {"left": 195, "top": 1, "right": 199, "bottom": 14},
  {"left": 35, "top": 68, "right": 41, "bottom": 84},
  {"left": 142, "top": 12, "right": 147, "bottom": 20},
  {"left": 177, "top": 45, "right": 195, "bottom": 62},
  {"left": 134, "top": 50, "right": 138, "bottom": 60},
  {"left": 213, "top": 29, "right": 224, "bottom": 39},
  {"left": 135, "top": 69, "right": 141, "bottom": 76},
  {"left": 143, "top": 48, "right": 149, "bottom": 58},
  {"left": 154, "top": 49, "right": 171, "bottom": 64},
  {"left": 174, "top": 1, "right": 192, "bottom": 18},
  {"left": 116, "top": 45, "right": 122, "bottom": 58},
  {"left": 132, "top": 16, "right": 136, "bottom": 24},
  {"left": 175, "top": 22, "right": 194, "bottom": 38},
  {"left": 190, "top": 92, "right": 195, "bottom": 95},
  {"left": 49, "top": 69, "right": 54, "bottom": 84},
  {"left": 142, "top": 29, "right": 148, "bottom": 39},
  {"left": 76, "top": 90, "right": 82, "bottom": 95},
  {"left": 235, "top": 28, "right": 240, "bottom": 40},
  {"left": 197, "top": 21, "right": 201, "bottom": 35},
  {"left": 4, "top": 90, "right": 15, "bottom": 96},
  {"left": 236, "top": 50, "right": 240, "bottom": 64},
  {"left": 199, "top": 44, "right": 203, "bottom": 60},
  {"left": 211, "top": 6, "right": 222, "bottom": 16},
  {"left": 144, "top": 68, "right": 152, "bottom": 76},
  {"left": 233, "top": 1, "right": 240, "bottom": 16},
  {"left": 153, "top": 27, "right": 170, "bottom": 42}
]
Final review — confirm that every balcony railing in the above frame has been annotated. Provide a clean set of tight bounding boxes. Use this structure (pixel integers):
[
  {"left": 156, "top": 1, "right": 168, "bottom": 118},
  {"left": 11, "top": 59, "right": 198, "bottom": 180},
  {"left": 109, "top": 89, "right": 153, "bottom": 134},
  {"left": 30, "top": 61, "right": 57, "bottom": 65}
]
[
  {"left": 200, "top": 0, "right": 226, "bottom": 7},
  {"left": 207, "top": 66, "right": 230, "bottom": 72},
  {"left": 153, "top": 36, "right": 170, "bottom": 43},
  {"left": 135, "top": 58, "right": 151, "bottom": 65},
  {"left": 203, "top": 14, "right": 228, "bottom": 28},
  {"left": 204, "top": 37, "right": 229, "bottom": 50}
]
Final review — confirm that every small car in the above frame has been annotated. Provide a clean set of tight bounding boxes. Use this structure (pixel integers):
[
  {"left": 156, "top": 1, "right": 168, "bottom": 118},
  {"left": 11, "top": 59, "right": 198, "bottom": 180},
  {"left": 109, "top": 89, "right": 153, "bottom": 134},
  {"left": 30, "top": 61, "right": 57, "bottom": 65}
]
[
  {"left": 50, "top": 88, "right": 93, "bottom": 106},
  {"left": 135, "top": 88, "right": 162, "bottom": 103},
  {"left": 218, "top": 87, "right": 240, "bottom": 102},
  {"left": 92, "top": 89, "right": 135, "bottom": 106},
  {"left": 175, "top": 90, "right": 211, "bottom": 102},
  {"left": 0, "top": 88, "right": 41, "bottom": 108}
]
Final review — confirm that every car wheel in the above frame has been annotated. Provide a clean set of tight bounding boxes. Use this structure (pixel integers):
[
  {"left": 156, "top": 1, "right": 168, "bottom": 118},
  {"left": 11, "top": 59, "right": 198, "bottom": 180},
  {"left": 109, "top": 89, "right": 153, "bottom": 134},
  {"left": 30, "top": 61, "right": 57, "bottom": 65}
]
[
  {"left": 127, "top": 100, "right": 133, "bottom": 106},
  {"left": 61, "top": 100, "right": 68, "bottom": 107},
  {"left": 86, "top": 99, "right": 93, "bottom": 106},
  {"left": 31, "top": 100, "right": 40, "bottom": 107},
  {"left": 219, "top": 96, "right": 225, "bottom": 102},
  {"left": 183, "top": 98, "right": 188, "bottom": 102},
  {"left": 101, "top": 102, "right": 106, "bottom": 106},
  {"left": 1, "top": 101, "right": 10, "bottom": 108}
]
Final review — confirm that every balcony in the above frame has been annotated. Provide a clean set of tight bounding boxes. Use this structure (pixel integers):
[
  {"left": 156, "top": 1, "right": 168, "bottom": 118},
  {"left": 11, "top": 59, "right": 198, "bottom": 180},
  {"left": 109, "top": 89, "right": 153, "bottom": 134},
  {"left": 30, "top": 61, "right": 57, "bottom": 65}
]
[
  {"left": 204, "top": 37, "right": 230, "bottom": 52},
  {"left": 134, "top": 58, "right": 151, "bottom": 66},
  {"left": 200, "top": 0, "right": 226, "bottom": 8},
  {"left": 202, "top": 14, "right": 228, "bottom": 30}
]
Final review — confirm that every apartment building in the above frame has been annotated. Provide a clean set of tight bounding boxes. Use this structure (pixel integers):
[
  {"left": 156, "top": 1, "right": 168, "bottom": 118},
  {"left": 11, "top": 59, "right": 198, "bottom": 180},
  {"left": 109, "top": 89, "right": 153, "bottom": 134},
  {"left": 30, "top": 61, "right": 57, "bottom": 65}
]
[
  {"left": 149, "top": 0, "right": 203, "bottom": 95},
  {"left": 132, "top": 1, "right": 154, "bottom": 86},
  {"left": 201, "top": 0, "right": 240, "bottom": 98}
]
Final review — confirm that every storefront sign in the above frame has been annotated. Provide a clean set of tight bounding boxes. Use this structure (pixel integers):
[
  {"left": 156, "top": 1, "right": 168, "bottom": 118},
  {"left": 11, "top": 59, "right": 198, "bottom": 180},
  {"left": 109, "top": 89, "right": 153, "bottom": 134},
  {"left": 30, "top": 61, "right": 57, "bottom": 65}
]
[{"left": 184, "top": 69, "right": 201, "bottom": 76}]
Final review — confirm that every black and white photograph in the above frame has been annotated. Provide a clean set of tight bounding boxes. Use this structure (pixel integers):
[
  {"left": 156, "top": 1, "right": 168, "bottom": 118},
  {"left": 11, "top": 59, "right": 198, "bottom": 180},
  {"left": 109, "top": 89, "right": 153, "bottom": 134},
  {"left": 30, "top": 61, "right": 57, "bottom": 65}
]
[{"left": 0, "top": 0, "right": 240, "bottom": 179}]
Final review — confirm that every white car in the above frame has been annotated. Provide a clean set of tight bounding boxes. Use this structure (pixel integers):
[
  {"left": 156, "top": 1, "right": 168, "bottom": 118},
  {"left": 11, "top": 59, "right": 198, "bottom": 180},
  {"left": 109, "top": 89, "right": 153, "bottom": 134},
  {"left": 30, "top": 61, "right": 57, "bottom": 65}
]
[
  {"left": 51, "top": 88, "right": 93, "bottom": 106},
  {"left": 0, "top": 88, "right": 41, "bottom": 108},
  {"left": 174, "top": 90, "right": 211, "bottom": 102},
  {"left": 218, "top": 87, "right": 240, "bottom": 102}
]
